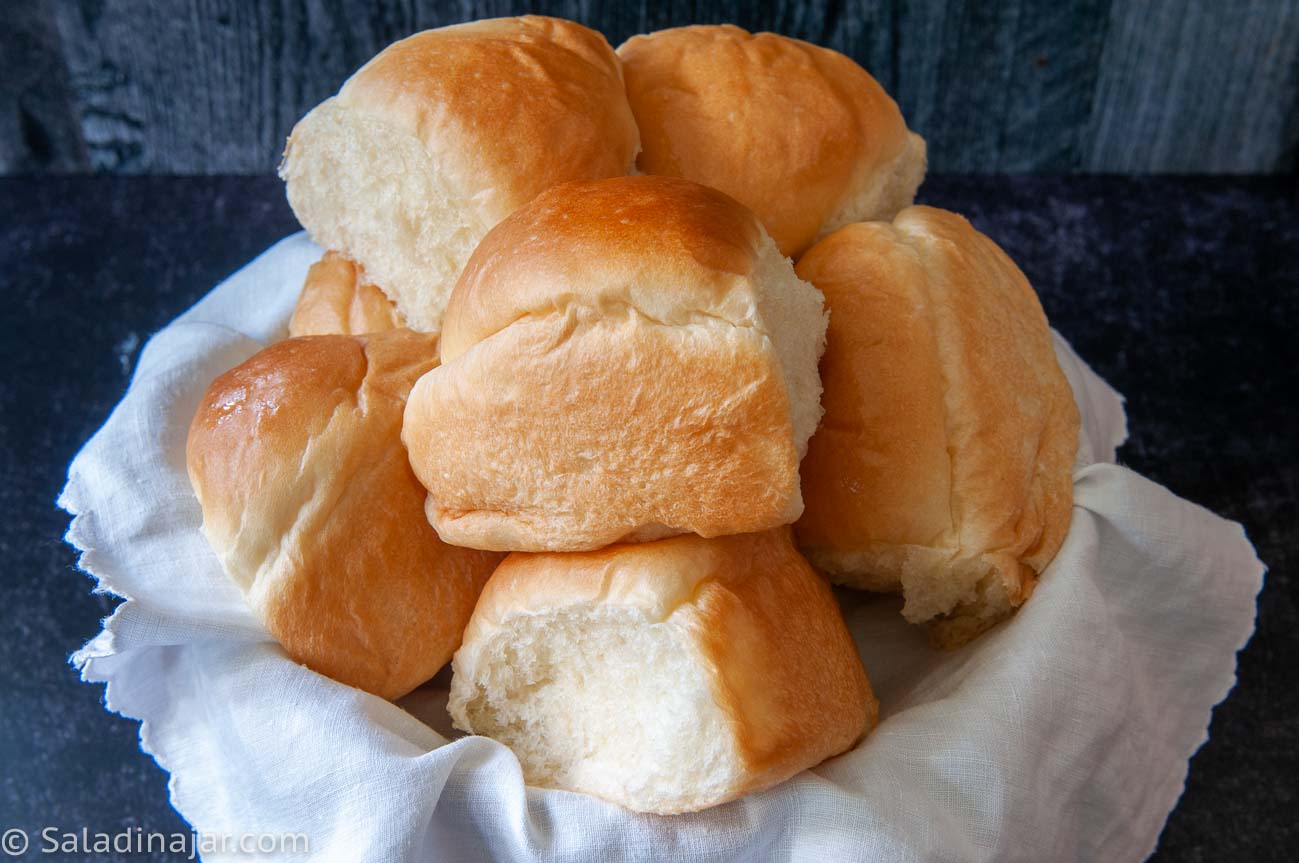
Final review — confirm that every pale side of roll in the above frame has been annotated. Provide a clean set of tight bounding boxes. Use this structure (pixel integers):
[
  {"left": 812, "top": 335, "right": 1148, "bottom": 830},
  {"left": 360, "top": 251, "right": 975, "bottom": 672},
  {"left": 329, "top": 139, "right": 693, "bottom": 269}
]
[
  {"left": 186, "top": 330, "right": 503, "bottom": 699},
  {"left": 402, "top": 175, "right": 829, "bottom": 552},
  {"left": 288, "top": 251, "right": 404, "bottom": 337},
  {"left": 618, "top": 24, "right": 926, "bottom": 258},
  {"left": 280, "top": 16, "right": 641, "bottom": 333},
  {"left": 794, "top": 206, "right": 1081, "bottom": 648},
  {"left": 449, "top": 528, "right": 876, "bottom": 814}
]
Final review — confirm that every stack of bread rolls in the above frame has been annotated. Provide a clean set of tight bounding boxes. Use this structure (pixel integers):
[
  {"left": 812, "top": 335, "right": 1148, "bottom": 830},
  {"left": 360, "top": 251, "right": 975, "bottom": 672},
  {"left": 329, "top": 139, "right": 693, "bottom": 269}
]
[{"left": 186, "top": 16, "right": 1079, "bottom": 814}]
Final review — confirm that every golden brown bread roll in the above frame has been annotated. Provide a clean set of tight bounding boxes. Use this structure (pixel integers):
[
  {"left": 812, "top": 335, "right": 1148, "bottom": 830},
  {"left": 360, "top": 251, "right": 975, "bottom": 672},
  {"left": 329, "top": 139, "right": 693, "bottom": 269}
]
[
  {"left": 618, "top": 24, "right": 926, "bottom": 258},
  {"left": 186, "top": 330, "right": 503, "bottom": 699},
  {"left": 402, "top": 175, "right": 829, "bottom": 552},
  {"left": 281, "top": 16, "right": 640, "bottom": 333},
  {"left": 449, "top": 528, "right": 876, "bottom": 814},
  {"left": 793, "top": 206, "right": 1080, "bottom": 647},
  {"left": 288, "top": 251, "right": 404, "bottom": 337}
]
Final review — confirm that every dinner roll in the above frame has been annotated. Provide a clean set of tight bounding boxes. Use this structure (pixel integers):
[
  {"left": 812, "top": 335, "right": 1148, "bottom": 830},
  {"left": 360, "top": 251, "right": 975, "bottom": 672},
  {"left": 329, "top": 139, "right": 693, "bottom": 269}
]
[
  {"left": 403, "top": 175, "right": 829, "bottom": 552},
  {"left": 618, "top": 24, "right": 926, "bottom": 258},
  {"left": 449, "top": 528, "right": 876, "bottom": 814},
  {"left": 288, "top": 251, "right": 403, "bottom": 336},
  {"left": 280, "top": 16, "right": 640, "bottom": 333},
  {"left": 186, "top": 330, "right": 503, "bottom": 699},
  {"left": 794, "top": 206, "right": 1080, "bottom": 648}
]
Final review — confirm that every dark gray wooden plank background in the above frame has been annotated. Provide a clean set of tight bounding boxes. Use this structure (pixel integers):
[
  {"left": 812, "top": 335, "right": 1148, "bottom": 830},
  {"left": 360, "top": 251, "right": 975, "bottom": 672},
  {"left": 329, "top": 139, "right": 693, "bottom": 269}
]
[{"left": 4, "top": 0, "right": 1297, "bottom": 175}]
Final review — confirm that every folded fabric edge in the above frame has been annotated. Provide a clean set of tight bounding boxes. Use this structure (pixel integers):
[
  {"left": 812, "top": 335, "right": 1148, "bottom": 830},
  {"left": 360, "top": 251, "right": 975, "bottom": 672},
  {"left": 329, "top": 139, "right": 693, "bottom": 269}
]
[
  {"left": 74, "top": 641, "right": 466, "bottom": 861},
  {"left": 57, "top": 318, "right": 275, "bottom": 663},
  {"left": 1139, "top": 531, "right": 1265, "bottom": 861},
  {"left": 60, "top": 456, "right": 266, "bottom": 679},
  {"left": 169, "top": 231, "right": 316, "bottom": 345},
  {"left": 129, "top": 320, "right": 268, "bottom": 390},
  {"left": 59, "top": 465, "right": 134, "bottom": 603},
  {"left": 59, "top": 464, "right": 138, "bottom": 675},
  {"left": 75, "top": 652, "right": 206, "bottom": 844},
  {"left": 1052, "top": 329, "right": 1129, "bottom": 464},
  {"left": 1073, "top": 470, "right": 1269, "bottom": 863}
]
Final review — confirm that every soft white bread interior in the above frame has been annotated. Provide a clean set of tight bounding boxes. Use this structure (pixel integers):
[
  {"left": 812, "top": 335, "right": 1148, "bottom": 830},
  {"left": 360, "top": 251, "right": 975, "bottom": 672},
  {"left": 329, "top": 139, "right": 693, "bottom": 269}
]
[
  {"left": 403, "top": 175, "right": 829, "bottom": 552},
  {"left": 288, "top": 250, "right": 404, "bottom": 336},
  {"left": 618, "top": 24, "right": 926, "bottom": 258},
  {"left": 186, "top": 330, "right": 503, "bottom": 698},
  {"left": 793, "top": 206, "right": 1080, "bottom": 647},
  {"left": 280, "top": 16, "right": 640, "bottom": 333},
  {"left": 449, "top": 528, "right": 876, "bottom": 814}
]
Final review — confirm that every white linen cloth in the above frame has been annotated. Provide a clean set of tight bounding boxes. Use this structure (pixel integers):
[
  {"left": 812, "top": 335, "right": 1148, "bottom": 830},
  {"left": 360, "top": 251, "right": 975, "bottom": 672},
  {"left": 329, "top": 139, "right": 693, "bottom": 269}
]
[{"left": 62, "top": 233, "right": 1265, "bottom": 862}]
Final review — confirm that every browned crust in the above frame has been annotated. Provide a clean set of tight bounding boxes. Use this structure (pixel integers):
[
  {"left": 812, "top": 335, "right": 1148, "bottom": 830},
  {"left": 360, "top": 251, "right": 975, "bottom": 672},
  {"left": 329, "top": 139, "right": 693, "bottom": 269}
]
[
  {"left": 794, "top": 207, "right": 1080, "bottom": 645},
  {"left": 288, "top": 251, "right": 404, "bottom": 336},
  {"left": 439, "top": 175, "right": 764, "bottom": 363},
  {"left": 406, "top": 176, "right": 805, "bottom": 552},
  {"left": 405, "top": 311, "right": 801, "bottom": 552},
  {"left": 691, "top": 529, "right": 875, "bottom": 798},
  {"left": 619, "top": 24, "right": 911, "bottom": 256},
  {"left": 462, "top": 529, "right": 875, "bottom": 810},
  {"left": 187, "top": 330, "right": 503, "bottom": 698},
  {"left": 330, "top": 15, "right": 639, "bottom": 221}
]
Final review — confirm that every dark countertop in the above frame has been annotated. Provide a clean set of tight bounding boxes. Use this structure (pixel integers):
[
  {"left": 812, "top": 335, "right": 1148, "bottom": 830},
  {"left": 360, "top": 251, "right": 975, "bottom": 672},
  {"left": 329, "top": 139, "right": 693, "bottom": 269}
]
[{"left": 1, "top": 176, "right": 1295, "bottom": 861}]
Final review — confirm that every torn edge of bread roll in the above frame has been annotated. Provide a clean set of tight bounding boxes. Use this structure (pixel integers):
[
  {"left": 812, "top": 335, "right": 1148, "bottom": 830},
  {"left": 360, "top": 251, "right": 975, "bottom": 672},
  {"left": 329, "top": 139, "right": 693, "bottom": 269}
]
[
  {"left": 280, "top": 15, "right": 641, "bottom": 333},
  {"left": 449, "top": 528, "right": 876, "bottom": 814},
  {"left": 288, "top": 250, "right": 405, "bottom": 337},
  {"left": 186, "top": 329, "right": 504, "bottom": 698},
  {"left": 618, "top": 24, "right": 926, "bottom": 258},
  {"left": 403, "top": 175, "right": 828, "bottom": 553},
  {"left": 794, "top": 206, "right": 1080, "bottom": 648}
]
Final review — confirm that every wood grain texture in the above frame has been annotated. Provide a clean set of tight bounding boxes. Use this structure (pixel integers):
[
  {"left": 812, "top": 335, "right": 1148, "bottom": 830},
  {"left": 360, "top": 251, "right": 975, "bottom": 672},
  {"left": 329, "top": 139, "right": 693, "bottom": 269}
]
[
  {"left": 5, "top": 0, "right": 1297, "bottom": 173},
  {"left": 1, "top": 0, "right": 88, "bottom": 173},
  {"left": 1086, "top": 0, "right": 1299, "bottom": 172},
  {"left": 51, "top": 0, "right": 423, "bottom": 172},
  {"left": 892, "top": 1, "right": 1112, "bottom": 171}
]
